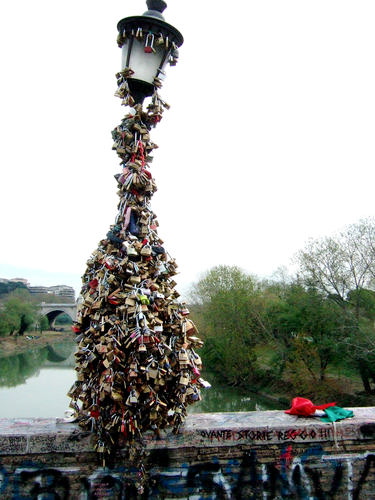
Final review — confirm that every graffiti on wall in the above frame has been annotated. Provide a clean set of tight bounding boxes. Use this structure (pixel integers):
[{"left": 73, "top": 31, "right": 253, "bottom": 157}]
[
  {"left": 0, "top": 463, "right": 8, "bottom": 495},
  {"left": 198, "top": 426, "right": 332, "bottom": 443},
  {"left": 147, "top": 449, "right": 375, "bottom": 499},
  {"left": 10, "top": 463, "right": 82, "bottom": 500},
  {"left": 2, "top": 448, "right": 375, "bottom": 499}
]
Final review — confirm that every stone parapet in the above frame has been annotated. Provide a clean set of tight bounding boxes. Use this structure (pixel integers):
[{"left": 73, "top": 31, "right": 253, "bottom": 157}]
[{"left": 1, "top": 408, "right": 375, "bottom": 498}]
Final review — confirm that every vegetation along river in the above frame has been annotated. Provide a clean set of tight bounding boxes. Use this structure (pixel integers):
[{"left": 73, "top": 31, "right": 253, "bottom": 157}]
[{"left": 0, "top": 339, "right": 279, "bottom": 418}]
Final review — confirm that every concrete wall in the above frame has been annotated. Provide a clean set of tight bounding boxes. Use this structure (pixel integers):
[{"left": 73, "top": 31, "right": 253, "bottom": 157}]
[{"left": 1, "top": 408, "right": 375, "bottom": 498}]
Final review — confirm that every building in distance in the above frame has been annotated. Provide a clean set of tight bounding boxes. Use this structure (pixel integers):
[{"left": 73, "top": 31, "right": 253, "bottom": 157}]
[
  {"left": 29, "top": 285, "right": 75, "bottom": 301},
  {"left": 0, "top": 278, "right": 75, "bottom": 302}
]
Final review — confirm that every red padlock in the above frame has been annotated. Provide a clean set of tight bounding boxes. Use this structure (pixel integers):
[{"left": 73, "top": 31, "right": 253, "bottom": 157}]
[{"left": 144, "top": 33, "right": 155, "bottom": 53}]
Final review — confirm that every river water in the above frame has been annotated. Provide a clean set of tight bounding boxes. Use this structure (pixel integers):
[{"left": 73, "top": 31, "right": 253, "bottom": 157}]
[{"left": 0, "top": 340, "right": 280, "bottom": 419}]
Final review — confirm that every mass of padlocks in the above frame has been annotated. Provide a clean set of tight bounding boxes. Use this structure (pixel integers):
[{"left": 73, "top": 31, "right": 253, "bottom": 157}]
[{"left": 67, "top": 65, "right": 208, "bottom": 490}]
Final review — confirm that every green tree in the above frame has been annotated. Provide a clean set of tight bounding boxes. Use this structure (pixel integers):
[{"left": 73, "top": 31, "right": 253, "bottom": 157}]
[
  {"left": 266, "top": 284, "right": 355, "bottom": 392},
  {"left": 0, "top": 305, "right": 20, "bottom": 336},
  {"left": 190, "top": 265, "right": 257, "bottom": 303},
  {"left": 189, "top": 266, "right": 263, "bottom": 386},
  {"left": 36, "top": 314, "right": 49, "bottom": 332},
  {"left": 0, "top": 281, "right": 28, "bottom": 297},
  {"left": 342, "top": 289, "right": 375, "bottom": 394},
  {"left": 347, "top": 289, "right": 375, "bottom": 321},
  {"left": 0, "top": 298, "right": 37, "bottom": 336}
]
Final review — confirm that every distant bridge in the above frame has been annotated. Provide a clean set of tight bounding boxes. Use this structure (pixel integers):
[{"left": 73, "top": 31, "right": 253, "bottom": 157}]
[{"left": 39, "top": 302, "right": 77, "bottom": 328}]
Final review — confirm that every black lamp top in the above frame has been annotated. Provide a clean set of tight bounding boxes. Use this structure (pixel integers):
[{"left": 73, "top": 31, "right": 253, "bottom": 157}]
[{"left": 117, "top": 0, "right": 183, "bottom": 47}]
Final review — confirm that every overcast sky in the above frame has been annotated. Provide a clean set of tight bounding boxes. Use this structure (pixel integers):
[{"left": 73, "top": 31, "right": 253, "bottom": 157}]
[{"left": 1, "top": 0, "right": 374, "bottom": 297}]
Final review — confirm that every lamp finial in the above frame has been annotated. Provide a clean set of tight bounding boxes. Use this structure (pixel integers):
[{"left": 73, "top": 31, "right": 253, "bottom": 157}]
[{"left": 146, "top": 0, "right": 167, "bottom": 13}]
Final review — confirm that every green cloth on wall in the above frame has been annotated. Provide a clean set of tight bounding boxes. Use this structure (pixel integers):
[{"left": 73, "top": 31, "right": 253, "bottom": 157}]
[{"left": 320, "top": 406, "right": 354, "bottom": 422}]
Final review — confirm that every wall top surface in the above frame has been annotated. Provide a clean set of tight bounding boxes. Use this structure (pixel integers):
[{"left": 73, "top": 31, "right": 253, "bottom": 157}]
[{"left": 1, "top": 408, "right": 375, "bottom": 455}]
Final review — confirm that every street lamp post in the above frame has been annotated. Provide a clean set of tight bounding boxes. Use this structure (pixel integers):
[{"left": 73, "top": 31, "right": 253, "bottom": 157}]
[{"left": 68, "top": 1, "right": 208, "bottom": 493}]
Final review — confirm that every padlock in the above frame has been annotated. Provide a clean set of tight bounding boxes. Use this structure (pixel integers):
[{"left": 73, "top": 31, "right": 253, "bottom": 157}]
[
  {"left": 155, "top": 32, "right": 164, "bottom": 46},
  {"left": 147, "top": 364, "right": 158, "bottom": 379},
  {"left": 191, "top": 351, "right": 202, "bottom": 366},
  {"left": 103, "top": 358, "right": 111, "bottom": 369},
  {"left": 130, "top": 275, "right": 141, "bottom": 284},
  {"left": 180, "top": 306, "right": 190, "bottom": 316},
  {"left": 178, "top": 349, "right": 189, "bottom": 362},
  {"left": 138, "top": 294, "right": 149, "bottom": 305},
  {"left": 198, "top": 378, "right": 212, "bottom": 389},
  {"left": 179, "top": 372, "right": 190, "bottom": 385},
  {"left": 140, "top": 244, "right": 152, "bottom": 256},
  {"left": 96, "top": 344, "right": 108, "bottom": 354},
  {"left": 127, "top": 390, "right": 139, "bottom": 404},
  {"left": 138, "top": 343, "right": 147, "bottom": 352},
  {"left": 144, "top": 33, "right": 156, "bottom": 53}
]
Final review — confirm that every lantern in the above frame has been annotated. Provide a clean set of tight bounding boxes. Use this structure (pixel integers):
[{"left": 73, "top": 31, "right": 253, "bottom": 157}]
[{"left": 117, "top": 0, "right": 183, "bottom": 103}]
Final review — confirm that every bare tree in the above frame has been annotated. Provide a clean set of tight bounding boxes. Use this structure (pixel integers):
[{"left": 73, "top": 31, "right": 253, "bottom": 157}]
[
  {"left": 345, "top": 218, "right": 375, "bottom": 285},
  {"left": 296, "top": 219, "right": 375, "bottom": 310}
]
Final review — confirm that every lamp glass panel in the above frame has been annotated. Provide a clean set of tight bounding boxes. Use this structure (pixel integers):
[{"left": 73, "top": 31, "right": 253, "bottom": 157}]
[{"left": 121, "top": 38, "right": 167, "bottom": 85}]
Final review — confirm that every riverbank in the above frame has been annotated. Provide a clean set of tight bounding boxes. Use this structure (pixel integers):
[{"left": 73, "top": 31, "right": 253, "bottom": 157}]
[
  {"left": 204, "top": 367, "right": 375, "bottom": 411},
  {"left": 246, "top": 369, "right": 375, "bottom": 409},
  {"left": 0, "top": 331, "right": 74, "bottom": 357}
]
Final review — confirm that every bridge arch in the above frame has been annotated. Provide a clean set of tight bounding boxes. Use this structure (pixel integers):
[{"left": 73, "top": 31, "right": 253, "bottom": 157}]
[{"left": 39, "top": 303, "right": 77, "bottom": 329}]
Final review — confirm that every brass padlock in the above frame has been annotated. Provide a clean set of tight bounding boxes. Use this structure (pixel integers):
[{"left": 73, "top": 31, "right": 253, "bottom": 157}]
[
  {"left": 178, "top": 349, "right": 189, "bottom": 362},
  {"left": 179, "top": 372, "right": 190, "bottom": 386},
  {"left": 148, "top": 364, "right": 158, "bottom": 379}
]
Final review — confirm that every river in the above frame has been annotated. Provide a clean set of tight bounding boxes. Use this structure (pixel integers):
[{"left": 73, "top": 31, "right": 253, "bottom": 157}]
[{"left": 0, "top": 340, "right": 280, "bottom": 419}]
